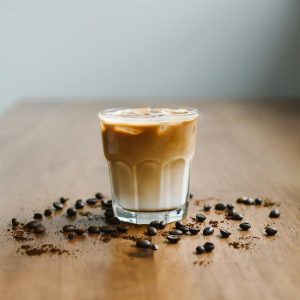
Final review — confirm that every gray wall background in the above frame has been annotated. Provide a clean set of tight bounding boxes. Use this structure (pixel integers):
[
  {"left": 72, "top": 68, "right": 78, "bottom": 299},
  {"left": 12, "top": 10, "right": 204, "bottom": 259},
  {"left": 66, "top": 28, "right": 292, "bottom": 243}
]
[{"left": 1, "top": 0, "right": 300, "bottom": 112}]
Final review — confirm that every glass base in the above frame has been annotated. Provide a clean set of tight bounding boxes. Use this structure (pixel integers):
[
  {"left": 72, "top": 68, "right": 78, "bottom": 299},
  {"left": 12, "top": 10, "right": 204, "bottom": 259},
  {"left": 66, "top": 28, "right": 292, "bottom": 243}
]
[{"left": 113, "top": 202, "right": 189, "bottom": 224}]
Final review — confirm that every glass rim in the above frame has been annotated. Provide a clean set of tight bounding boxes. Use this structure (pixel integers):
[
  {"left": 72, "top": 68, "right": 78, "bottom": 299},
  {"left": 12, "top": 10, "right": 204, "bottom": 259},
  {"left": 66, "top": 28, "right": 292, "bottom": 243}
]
[{"left": 98, "top": 106, "right": 199, "bottom": 124}]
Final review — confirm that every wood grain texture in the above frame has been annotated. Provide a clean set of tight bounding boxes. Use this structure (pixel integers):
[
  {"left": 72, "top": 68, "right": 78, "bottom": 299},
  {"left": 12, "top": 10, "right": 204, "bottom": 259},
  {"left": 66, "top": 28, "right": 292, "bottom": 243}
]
[{"left": 0, "top": 100, "right": 299, "bottom": 300}]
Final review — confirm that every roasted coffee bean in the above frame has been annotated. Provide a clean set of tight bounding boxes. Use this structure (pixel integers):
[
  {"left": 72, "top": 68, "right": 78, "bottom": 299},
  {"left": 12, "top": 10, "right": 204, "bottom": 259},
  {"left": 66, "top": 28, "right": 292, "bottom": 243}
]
[
  {"left": 231, "top": 212, "right": 243, "bottom": 220},
  {"left": 104, "top": 210, "right": 114, "bottom": 218},
  {"left": 12, "top": 218, "right": 19, "bottom": 227},
  {"left": 203, "top": 242, "right": 215, "bottom": 252},
  {"left": 63, "top": 225, "right": 75, "bottom": 232},
  {"left": 75, "top": 199, "right": 85, "bottom": 209},
  {"left": 166, "top": 234, "right": 181, "bottom": 243},
  {"left": 178, "top": 226, "right": 189, "bottom": 234},
  {"left": 189, "top": 226, "right": 200, "bottom": 235},
  {"left": 239, "top": 222, "right": 251, "bottom": 230},
  {"left": 175, "top": 221, "right": 184, "bottom": 229},
  {"left": 53, "top": 202, "right": 64, "bottom": 210},
  {"left": 236, "top": 197, "right": 247, "bottom": 204},
  {"left": 196, "top": 245, "right": 206, "bottom": 254},
  {"left": 33, "top": 213, "right": 43, "bottom": 220},
  {"left": 189, "top": 193, "right": 193, "bottom": 199},
  {"left": 244, "top": 198, "right": 255, "bottom": 205},
  {"left": 26, "top": 221, "right": 41, "bottom": 229},
  {"left": 117, "top": 224, "right": 129, "bottom": 233},
  {"left": 152, "top": 244, "right": 159, "bottom": 250},
  {"left": 60, "top": 197, "right": 69, "bottom": 204},
  {"left": 67, "top": 207, "right": 77, "bottom": 217},
  {"left": 86, "top": 198, "right": 98, "bottom": 205},
  {"left": 158, "top": 221, "right": 166, "bottom": 229},
  {"left": 265, "top": 226, "right": 278, "bottom": 236},
  {"left": 99, "top": 226, "right": 117, "bottom": 234},
  {"left": 226, "top": 203, "right": 234, "bottom": 210},
  {"left": 74, "top": 228, "right": 86, "bottom": 235},
  {"left": 220, "top": 229, "right": 231, "bottom": 238},
  {"left": 215, "top": 203, "right": 226, "bottom": 210},
  {"left": 34, "top": 224, "right": 46, "bottom": 234},
  {"left": 88, "top": 226, "right": 100, "bottom": 234},
  {"left": 104, "top": 200, "right": 113, "bottom": 208},
  {"left": 107, "top": 217, "right": 121, "bottom": 225},
  {"left": 149, "top": 220, "right": 159, "bottom": 228},
  {"left": 227, "top": 209, "right": 237, "bottom": 217},
  {"left": 196, "top": 214, "right": 206, "bottom": 222},
  {"left": 255, "top": 198, "right": 263, "bottom": 205},
  {"left": 136, "top": 239, "right": 152, "bottom": 248},
  {"left": 44, "top": 209, "right": 52, "bottom": 216},
  {"left": 95, "top": 192, "right": 104, "bottom": 199},
  {"left": 203, "top": 204, "right": 212, "bottom": 211},
  {"left": 269, "top": 209, "right": 280, "bottom": 218},
  {"left": 203, "top": 226, "right": 214, "bottom": 235},
  {"left": 146, "top": 226, "right": 157, "bottom": 236},
  {"left": 68, "top": 232, "right": 76, "bottom": 240},
  {"left": 169, "top": 229, "right": 183, "bottom": 236}
]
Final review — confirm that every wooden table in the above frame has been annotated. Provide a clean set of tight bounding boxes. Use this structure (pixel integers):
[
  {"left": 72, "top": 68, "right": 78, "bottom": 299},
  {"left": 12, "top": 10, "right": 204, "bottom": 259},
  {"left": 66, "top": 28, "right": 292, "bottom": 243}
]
[{"left": 0, "top": 100, "right": 299, "bottom": 300}]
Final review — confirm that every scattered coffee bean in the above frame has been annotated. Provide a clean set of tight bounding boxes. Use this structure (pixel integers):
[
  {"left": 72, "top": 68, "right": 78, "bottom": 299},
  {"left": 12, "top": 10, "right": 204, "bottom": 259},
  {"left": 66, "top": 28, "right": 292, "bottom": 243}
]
[
  {"left": 239, "top": 222, "right": 251, "bottom": 230},
  {"left": 231, "top": 212, "right": 243, "bottom": 220},
  {"left": 196, "top": 214, "right": 206, "bottom": 222},
  {"left": 60, "top": 197, "right": 69, "bottom": 204},
  {"left": 269, "top": 209, "right": 280, "bottom": 218},
  {"left": 88, "top": 226, "right": 100, "bottom": 234},
  {"left": 99, "top": 226, "right": 117, "bottom": 234},
  {"left": 12, "top": 218, "right": 19, "bottom": 227},
  {"left": 44, "top": 209, "right": 52, "bottom": 216},
  {"left": 236, "top": 197, "right": 247, "bottom": 204},
  {"left": 158, "top": 221, "right": 166, "bottom": 229},
  {"left": 189, "top": 193, "right": 193, "bottom": 199},
  {"left": 227, "top": 209, "right": 237, "bottom": 217},
  {"left": 175, "top": 221, "right": 184, "bottom": 229},
  {"left": 203, "top": 204, "right": 212, "bottom": 211},
  {"left": 53, "top": 202, "right": 64, "bottom": 210},
  {"left": 255, "top": 198, "right": 262, "bottom": 205},
  {"left": 95, "top": 192, "right": 104, "bottom": 199},
  {"left": 265, "top": 226, "right": 278, "bottom": 236},
  {"left": 102, "top": 199, "right": 112, "bottom": 209},
  {"left": 136, "top": 239, "right": 152, "bottom": 248},
  {"left": 67, "top": 207, "right": 77, "bottom": 217},
  {"left": 33, "top": 213, "right": 43, "bottom": 220},
  {"left": 75, "top": 199, "right": 85, "bottom": 209},
  {"left": 189, "top": 226, "right": 200, "bottom": 235},
  {"left": 107, "top": 217, "right": 121, "bottom": 225},
  {"left": 34, "top": 224, "right": 46, "bottom": 234},
  {"left": 196, "top": 245, "right": 206, "bottom": 254},
  {"left": 220, "top": 229, "right": 231, "bottom": 238},
  {"left": 169, "top": 229, "right": 183, "bottom": 236},
  {"left": 68, "top": 232, "right": 76, "bottom": 240},
  {"left": 244, "top": 198, "right": 255, "bottom": 205},
  {"left": 179, "top": 226, "right": 189, "bottom": 234},
  {"left": 74, "top": 228, "right": 86, "bottom": 235},
  {"left": 25, "top": 221, "right": 41, "bottom": 229},
  {"left": 203, "top": 242, "right": 215, "bottom": 252},
  {"left": 117, "top": 224, "right": 129, "bottom": 233},
  {"left": 166, "top": 234, "right": 181, "bottom": 243},
  {"left": 226, "top": 203, "right": 234, "bottom": 210},
  {"left": 150, "top": 220, "right": 159, "bottom": 228},
  {"left": 104, "top": 210, "right": 114, "bottom": 218},
  {"left": 146, "top": 226, "right": 157, "bottom": 236},
  {"left": 63, "top": 225, "right": 75, "bottom": 232},
  {"left": 215, "top": 203, "right": 226, "bottom": 210},
  {"left": 203, "top": 226, "right": 214, "bottom": 235},
  {"left": 86, "top": 198, "right": 98, "bottom": 205},
  {"left": 152, "top": 244, "right": 159, "bottom": 250}
]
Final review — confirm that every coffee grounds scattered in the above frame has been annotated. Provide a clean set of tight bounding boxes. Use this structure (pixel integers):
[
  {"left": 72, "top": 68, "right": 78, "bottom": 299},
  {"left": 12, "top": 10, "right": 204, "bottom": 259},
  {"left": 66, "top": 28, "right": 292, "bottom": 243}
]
[
  {"left": 263, "top": 199, "right": 281, "bottom": 207},
  {"left": 17, "top": 244, "right": 70, "bottom": 256},
  {"left": 209, "top": 220, "right": 218, "bottom": 228},
  {"left": 9, "top": 226, "right": 33, "bottom": 242}
]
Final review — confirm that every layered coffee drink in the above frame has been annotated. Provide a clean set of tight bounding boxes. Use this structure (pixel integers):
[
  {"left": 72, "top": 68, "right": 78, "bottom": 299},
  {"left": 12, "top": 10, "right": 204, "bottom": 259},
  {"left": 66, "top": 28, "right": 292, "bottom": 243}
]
[{"left": 99, "top": 107, "right": 198, "bottom": 224}]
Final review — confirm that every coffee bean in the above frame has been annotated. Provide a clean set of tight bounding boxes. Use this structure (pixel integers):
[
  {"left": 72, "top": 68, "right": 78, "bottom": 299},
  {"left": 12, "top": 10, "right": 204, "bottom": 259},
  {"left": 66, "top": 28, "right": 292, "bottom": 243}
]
[
  {"left": 189, "top": 226, "right": 200, "bottom": 235},
  {"left": 44, "top": 209, "right": 52, "bottom": 216},
  {"left": 269, "top": 209, "right": 280, "bottom": 218},
  {"left": 75, "top": 199, "right": 85, "bottom": 209},
  {"left": 158, "top": 221, "right": 166, "bottom": 229},
  {"left": 152, "top": 244, "right": 159, "bottom": 250},
  {"left": 60, "top": 197, "right": 69, "bottom": 204},
  {"left": 265, "top": 226, "right": 278, "bottom": 236},
  {"left": 231, "top": 212, "right": 243, "bottom": 220},
  {"left": 236, "top": 197, "right": 247, "bottom": 204},
  {"left": 175, "top": 221, "right": 184, "bottom": 229},
  {"left": 107, "top": 217, "right": 121, "bottom": 225},
  {"left": 189, "top": 193, "right": 193, "bottom": 199},
  {"left": 88, "top": 226, "right": 100, "bottom": 234},
  {"left": 74, "top": 228, "right": 86, "bottom": 235},
  {"left": 244, "top": 198, "right": 255, "bottom": 205},
  {"left": 63, "top": 225, "right": 75, "bottom": 232},
  {"left": 117, "top": 224, "right": 129, "bottom": 233},
  {"left": 149, "top": 220, "right": 159, "bottom": 228},
  {"left": 203, "top": 204, "right": 212, "bottom": 211},
  {"left": 67, "top": 207, "right": 77, "bottom": 217},
  {"left": 136, "top": 239, "right": 152, "bottom": 248},
  {"left": 255, "top": 198, "right": 262, "bottom": 205},
  {"left": 34, "top": 224, "right": 46, "bottom": 234},
  {"left": 239, "top": 222, "right": 251, "bottom": 230},
  {"left": 203, "top": 242, "right": 215, "bottom": 252},
  {"left": 226, "top": 203, "right": 234, "bottom": 210},
  {"left": 68, "top": 232, "right": 76, "bottom": 240},
  {"left": 12, "top": 218, "right": 19, "bottom": 227},
  {"left": 196, "top": 245, "right": 206, "bottom": 254},
  {"left": 104, "top": 210, "right": 114, "bottom": 218},
  {"left": 169, "top": 229, "right": 183, "bottom": 236},
  {"left": 227, "top": 209, "right": 237, "bottom": 217},
  {"left": 220, "top": 229, "right": 231, "bottom": 238},
  {"left": 33, "top": 213, "right": 43, "bottom": 220},
  {"left": 179, "top": 226, "right": 189, "bottom": 234},
  {"left": 146, "top": 226, "right": 157, "bottom": 236},
  {"left": 95, "top": 192, "right": 104, "bottom": 199},
  {"left": 203, "top": 226, "right": 214, "bottom": 235},
  {"left": 166, "top": 234, "right": 181, "bottom": 243},
  {"left": 99, "top": 226, "right": 117, "bottom": 234},
  {"left": 25, "top": 221, "right": 41, "bottom": 229},
  {"left": 53, "top": 202, "right": 64, "bottom": 210},
  {"left": 215, "top": 203, "right": 226, "bottom": 210},
  {"left": 196, "top": 214, "right": 206, "bottom": 222},
  {"left": 86, "top": 198, "right": 98, "bottom": 205},
  {"left": 102, "top": 200, "right": 113, "bottom": 209}
]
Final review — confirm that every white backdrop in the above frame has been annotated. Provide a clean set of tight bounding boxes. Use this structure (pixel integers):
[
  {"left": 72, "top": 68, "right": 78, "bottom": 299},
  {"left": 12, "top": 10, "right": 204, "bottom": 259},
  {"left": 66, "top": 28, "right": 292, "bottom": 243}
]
[{"left": 1, "top": 0, "right": 300, "bottom": 112}]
